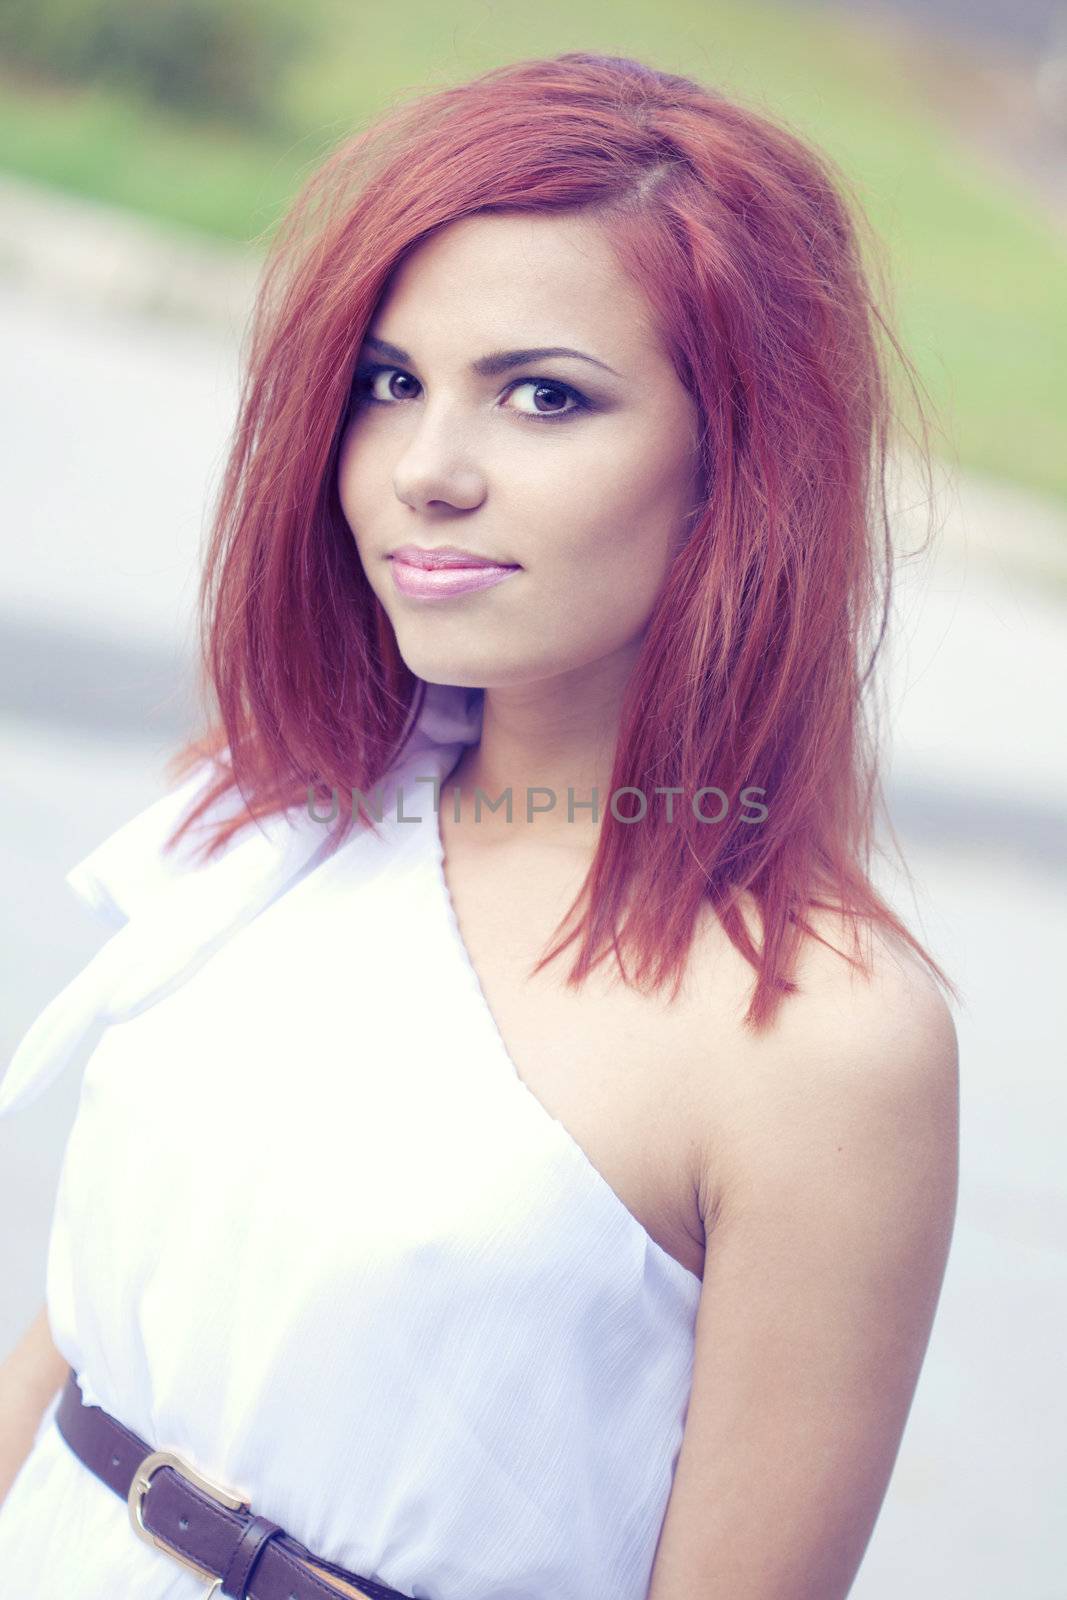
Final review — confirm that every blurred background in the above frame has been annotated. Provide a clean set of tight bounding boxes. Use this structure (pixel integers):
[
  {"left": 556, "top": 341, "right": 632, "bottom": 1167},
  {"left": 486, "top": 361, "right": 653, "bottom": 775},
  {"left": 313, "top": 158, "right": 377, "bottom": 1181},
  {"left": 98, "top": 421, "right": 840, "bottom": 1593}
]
[{"left": 0, "top": 2, "right": 1064, "bottom": 1594}]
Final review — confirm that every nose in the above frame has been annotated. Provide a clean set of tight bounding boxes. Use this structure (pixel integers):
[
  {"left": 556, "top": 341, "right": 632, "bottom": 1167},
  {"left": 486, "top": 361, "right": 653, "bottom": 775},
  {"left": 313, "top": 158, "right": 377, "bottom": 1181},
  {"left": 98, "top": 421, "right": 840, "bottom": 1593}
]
[{"left": 392, "top": 409, "right": 487, "bottom": 515}]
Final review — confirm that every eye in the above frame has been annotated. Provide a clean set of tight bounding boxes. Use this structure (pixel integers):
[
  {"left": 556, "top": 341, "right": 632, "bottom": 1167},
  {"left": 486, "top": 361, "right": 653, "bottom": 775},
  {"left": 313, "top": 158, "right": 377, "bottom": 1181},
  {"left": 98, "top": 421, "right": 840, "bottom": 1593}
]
[
  {"left": 354, "top": 365, "right": 419, "bottom": 406},
  {"left": 350, "top": 364, "right": 589, "bottom": 424},
  {"left": 504, "top": 378, "right": 586, "bottom": 422}
]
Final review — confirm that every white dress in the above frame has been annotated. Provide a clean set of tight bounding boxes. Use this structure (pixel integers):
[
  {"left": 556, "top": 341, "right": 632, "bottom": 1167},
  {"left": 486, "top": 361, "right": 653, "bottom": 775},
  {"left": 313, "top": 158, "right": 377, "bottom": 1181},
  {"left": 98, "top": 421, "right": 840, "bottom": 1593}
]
[{"left": 0, "top": 681, "right": 702, "bottom": 1600}]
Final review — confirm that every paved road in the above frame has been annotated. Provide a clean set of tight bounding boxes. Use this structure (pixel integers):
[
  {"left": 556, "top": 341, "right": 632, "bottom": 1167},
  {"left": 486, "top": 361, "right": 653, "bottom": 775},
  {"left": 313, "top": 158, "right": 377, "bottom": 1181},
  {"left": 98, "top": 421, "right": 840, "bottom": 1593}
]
[{"left": 0, "top": 272, "right": 1064, "bottom": 1597}]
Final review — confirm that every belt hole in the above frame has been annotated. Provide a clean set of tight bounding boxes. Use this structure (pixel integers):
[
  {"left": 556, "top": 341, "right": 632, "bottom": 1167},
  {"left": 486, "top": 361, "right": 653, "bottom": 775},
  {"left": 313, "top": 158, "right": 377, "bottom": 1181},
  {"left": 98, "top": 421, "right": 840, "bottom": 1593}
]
[
  {"left": 110, "top": 1454, "right": 120, "bottom": 1467},
  {"left": 179, "top": 1515, "right": 189, "bottom": 1530}
]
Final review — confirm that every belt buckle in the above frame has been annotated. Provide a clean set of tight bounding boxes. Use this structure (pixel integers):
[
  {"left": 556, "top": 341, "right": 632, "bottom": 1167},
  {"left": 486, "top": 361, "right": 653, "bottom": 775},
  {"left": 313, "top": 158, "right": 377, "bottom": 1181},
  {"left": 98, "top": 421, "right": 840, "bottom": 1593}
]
[{"left": 129, "top": 1447, "right": 250, "bottom": 1597}]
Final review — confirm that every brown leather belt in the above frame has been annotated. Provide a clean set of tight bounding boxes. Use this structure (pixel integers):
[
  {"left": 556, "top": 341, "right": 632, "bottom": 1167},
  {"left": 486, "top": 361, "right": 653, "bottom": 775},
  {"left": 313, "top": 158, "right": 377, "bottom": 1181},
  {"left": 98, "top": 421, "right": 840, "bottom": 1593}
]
[{"left": 54, "top": 1366, "right": 415, "bottom": 1600}]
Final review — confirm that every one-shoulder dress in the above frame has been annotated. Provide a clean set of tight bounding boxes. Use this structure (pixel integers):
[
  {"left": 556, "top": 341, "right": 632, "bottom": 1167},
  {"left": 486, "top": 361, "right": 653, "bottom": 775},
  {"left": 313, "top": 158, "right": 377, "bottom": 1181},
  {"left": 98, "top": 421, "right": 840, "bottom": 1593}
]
[{"left": 0, "top": 681, "right": 702, "bottom": 1600}]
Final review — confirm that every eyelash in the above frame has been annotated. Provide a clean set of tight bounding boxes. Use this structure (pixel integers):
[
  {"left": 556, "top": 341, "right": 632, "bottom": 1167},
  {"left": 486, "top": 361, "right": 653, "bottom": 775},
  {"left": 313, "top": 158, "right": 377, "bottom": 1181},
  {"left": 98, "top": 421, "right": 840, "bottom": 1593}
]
[{"left": 351, "top": 363, "right": 590, "bottom": 425}]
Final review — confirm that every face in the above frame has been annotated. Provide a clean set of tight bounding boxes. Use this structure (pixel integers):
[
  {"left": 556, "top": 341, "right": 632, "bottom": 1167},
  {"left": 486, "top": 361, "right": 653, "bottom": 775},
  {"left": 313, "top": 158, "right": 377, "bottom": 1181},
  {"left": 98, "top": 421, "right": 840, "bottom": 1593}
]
[{"left": 336, "top": 210, "right": 703, "bottom": 692}]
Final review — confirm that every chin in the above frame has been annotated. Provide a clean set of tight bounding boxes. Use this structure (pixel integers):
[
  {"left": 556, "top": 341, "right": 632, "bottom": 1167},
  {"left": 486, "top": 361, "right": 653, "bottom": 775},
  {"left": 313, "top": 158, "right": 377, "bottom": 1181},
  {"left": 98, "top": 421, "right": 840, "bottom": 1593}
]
[
  {"left": 391, "top": 642, "right": 490, "bottom": 690},
  {"left": 415, "top": 665, "right": 488, "bottom": 690}
]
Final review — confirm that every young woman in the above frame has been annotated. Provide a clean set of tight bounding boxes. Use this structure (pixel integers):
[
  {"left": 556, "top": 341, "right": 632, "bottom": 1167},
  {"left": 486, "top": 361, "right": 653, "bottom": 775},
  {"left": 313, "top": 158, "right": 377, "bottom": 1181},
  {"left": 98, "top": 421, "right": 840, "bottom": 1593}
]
[{"left": 0, "top": 50, "right": 959, "bottom": 1600}]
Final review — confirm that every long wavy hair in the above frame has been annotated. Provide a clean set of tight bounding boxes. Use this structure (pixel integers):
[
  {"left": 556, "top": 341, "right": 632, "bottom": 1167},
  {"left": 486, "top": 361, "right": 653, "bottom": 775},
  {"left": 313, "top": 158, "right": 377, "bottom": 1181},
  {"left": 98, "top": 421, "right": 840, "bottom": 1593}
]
[{"left": 162, "top": 49, "right": 955, "bottom": 1029}]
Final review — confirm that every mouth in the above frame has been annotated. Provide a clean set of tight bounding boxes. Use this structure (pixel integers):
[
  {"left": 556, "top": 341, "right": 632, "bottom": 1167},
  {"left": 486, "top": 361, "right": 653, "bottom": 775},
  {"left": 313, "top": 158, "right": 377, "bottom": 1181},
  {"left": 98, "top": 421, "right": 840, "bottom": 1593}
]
[
  {"left": 388, "top": 548, "right": 522, "bottom": 601},
  {"left": 388, "top": 544, "right": 521, "bottom": 571}
]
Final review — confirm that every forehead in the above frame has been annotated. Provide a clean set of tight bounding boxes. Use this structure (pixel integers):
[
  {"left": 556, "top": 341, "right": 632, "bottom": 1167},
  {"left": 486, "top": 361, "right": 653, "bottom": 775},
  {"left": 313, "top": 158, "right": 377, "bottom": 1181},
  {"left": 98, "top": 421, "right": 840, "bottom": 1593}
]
[{"left": 372, "top": 211, "right": 662, "bottom": 369}]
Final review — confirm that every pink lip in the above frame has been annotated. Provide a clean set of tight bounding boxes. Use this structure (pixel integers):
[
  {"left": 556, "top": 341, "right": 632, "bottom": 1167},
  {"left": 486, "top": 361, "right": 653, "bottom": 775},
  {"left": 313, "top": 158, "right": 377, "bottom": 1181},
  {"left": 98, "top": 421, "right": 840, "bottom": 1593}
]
[
  {"left": 390, "top": 544, "right": 516, "bottom": 569},
  {"left": 390, "top": 558, "right": 521, "bottom": 600}
]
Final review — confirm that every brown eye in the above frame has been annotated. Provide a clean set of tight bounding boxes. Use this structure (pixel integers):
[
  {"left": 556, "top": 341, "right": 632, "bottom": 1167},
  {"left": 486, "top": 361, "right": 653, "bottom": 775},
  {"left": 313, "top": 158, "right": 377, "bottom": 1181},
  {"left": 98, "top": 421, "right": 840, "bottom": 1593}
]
[
  {"left": 389, "top": 372, "right": 419, "bottom": 399},
  {"left": 352, "top": 363, "right": 590, "bottom": 425},
  {"left": 508, "top": 377, "right": 588, "bottom": 422},
  {"left": 358, "top": 367, "right": 419, "bottom": 403}
]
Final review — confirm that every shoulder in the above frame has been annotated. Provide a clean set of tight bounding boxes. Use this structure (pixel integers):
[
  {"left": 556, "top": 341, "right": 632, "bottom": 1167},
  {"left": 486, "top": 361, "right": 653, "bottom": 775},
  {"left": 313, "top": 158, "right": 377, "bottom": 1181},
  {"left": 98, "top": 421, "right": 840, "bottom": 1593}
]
[
  {"left": 691, "top": 903, "right": 959, "bottom": 1235},
  {"left": 645, "top": 910, "right": 960, "bottom": 1598},
  {"left": 766, "top": 904, "right": 958, "bottom": 1102}
]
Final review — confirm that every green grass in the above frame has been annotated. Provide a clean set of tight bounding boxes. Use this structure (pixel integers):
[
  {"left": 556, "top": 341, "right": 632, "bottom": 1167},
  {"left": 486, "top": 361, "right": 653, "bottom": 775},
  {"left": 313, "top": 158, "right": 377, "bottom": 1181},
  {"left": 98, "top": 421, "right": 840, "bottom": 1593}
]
[
  {"left": 0, "top": 74, "right": 323, "bottom": 243},
  {"left": 1, "top": 0, "right": 1064, "bottom": 505}
]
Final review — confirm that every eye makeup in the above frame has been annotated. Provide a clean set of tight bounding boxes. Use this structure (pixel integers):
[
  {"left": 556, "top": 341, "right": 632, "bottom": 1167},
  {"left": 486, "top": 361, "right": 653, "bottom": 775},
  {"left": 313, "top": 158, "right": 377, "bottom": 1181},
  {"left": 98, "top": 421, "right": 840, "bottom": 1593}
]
[{"left": 351, "top": 362, "right": 594, "bottom": 425}]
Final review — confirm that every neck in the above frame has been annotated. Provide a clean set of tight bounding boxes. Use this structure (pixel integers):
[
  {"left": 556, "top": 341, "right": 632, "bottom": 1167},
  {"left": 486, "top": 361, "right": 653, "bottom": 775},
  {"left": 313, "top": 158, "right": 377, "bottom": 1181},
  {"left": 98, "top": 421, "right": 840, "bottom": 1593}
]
[{"left": 440, "top": 651, "right": 639, "bottom": 855}]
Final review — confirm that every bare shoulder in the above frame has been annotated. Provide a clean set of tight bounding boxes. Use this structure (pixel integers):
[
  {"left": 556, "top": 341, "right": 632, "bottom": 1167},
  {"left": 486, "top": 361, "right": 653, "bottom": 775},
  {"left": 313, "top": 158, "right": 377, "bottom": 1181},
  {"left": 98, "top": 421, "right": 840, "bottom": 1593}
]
[
  {"left": 690, "top": 901, "right": 959, "bottom": 1230},
  {"left": 766, "top": 903, "right": 958, "bottom": 1108},
  {"left": 644, "top": 905, "right": 961, "bottom": 1599}
]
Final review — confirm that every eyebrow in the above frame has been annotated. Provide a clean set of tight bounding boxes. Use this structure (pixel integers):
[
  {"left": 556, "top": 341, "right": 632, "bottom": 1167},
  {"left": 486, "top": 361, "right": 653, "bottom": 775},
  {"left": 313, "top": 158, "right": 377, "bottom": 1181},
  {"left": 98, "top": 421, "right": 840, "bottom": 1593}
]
[{"left": 361, "top": 334, "right": 622, "bottom": 380}]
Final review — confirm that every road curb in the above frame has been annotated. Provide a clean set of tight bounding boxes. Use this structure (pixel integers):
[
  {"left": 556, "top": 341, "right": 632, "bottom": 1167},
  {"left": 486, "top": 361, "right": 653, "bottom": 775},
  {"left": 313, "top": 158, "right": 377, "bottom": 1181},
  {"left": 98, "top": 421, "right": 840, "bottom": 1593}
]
[{"left": 0, "top": 170, "right": 262, "bottom": 336}]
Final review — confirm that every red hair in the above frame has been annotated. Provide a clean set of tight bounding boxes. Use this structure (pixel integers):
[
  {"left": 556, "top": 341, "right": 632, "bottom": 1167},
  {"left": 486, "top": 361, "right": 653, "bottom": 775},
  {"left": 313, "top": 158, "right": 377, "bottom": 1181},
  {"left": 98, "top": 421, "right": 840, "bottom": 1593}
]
[{"left": 164, "top": 50, "right": 955, "bottom": 1029}]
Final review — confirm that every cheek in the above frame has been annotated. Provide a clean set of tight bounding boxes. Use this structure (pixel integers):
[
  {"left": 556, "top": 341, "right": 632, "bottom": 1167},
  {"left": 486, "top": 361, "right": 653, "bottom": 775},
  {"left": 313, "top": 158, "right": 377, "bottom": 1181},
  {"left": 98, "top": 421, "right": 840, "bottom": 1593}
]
[
  {"left": 529, "top": 470, "right": 688, "bottom": 654},
  {"left": 550, "top": 429, "right": 695, "bottom": 575},
  {"left": 336, "top": 421, "right": 370, "bottom": 533},
  {"left": 335, "top": 426, "right": 396, "bottom": 615}
]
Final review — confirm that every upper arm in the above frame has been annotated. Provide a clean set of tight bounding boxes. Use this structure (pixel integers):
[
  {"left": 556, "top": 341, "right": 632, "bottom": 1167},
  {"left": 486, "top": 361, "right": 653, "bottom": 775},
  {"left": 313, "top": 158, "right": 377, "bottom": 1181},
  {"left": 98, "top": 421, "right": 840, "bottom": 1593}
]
[
  {"left": 648, "top": 937, "right": 959, "bottom": 1600},
  {"left": 0, "top": 1304, "right": 69, "bottom": 1493},
  {"left": 7, "top": 1306, "right": 69, "bottom": 1394}
]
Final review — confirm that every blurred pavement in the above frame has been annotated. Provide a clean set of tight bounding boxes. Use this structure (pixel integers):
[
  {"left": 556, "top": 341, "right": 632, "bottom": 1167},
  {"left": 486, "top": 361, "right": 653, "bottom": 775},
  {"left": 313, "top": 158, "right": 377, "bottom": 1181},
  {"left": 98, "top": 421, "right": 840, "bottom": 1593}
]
[{"left": 0, "top": 176, "right": 1064, "bottom": 1598}]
